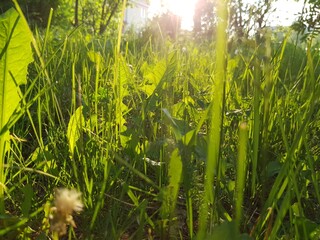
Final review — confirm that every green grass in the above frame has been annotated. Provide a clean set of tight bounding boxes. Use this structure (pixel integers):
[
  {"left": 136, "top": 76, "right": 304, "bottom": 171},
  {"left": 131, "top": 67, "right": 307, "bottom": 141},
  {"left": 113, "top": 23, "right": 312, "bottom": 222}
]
[{"left": 1, "top": 2, "right": 320, "bottom": 240}]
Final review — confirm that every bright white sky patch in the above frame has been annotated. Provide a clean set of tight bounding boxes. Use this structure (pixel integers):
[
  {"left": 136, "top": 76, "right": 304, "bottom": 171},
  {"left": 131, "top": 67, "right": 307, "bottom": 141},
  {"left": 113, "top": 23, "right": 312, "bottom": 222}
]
[
  {"left": 269, "top": 0, "right": 305, "bottom": 26},
  {"left": 148, "top": 0, "right": 306, "bottom": 30}
]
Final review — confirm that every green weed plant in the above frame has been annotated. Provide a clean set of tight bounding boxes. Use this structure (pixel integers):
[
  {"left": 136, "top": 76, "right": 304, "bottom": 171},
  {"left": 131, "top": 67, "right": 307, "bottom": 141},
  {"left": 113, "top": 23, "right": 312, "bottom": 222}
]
[{"left": 0, "top": 1, "right": 319, "bottom": 239}]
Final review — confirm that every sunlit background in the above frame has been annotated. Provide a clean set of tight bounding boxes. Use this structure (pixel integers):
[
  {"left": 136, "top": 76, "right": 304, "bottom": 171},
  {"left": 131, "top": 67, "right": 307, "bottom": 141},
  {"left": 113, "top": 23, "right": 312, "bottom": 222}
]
[
  {"left": 148, "top": 0, "right": 196, "bottom": 29},
  {"left": 148, "top": 0, "right": 305, "bottom": 30},
  {"left": 270, "top": 0, "right": 305, "bottom": 26}
]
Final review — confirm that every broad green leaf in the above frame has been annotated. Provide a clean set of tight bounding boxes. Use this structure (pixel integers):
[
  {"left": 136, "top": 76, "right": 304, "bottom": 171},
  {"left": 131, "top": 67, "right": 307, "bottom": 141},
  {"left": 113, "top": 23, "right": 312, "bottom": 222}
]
[
  {"left": 204, "top": 221, "right": 252, "bottom": 240},
  {"left": 67, "top": 106, "right": 84, "bottom": 158},
  {"left": 141, "top": 53, "right": 176, "bottom": 98},
  {"left": 0, "top": 8, "right": 33, "bottom": 212},
  {"left": 205, "top": 221, "right": 238, "bottom": 240},
  {"left": 0, "top": 8, "right": 33, "bottom": 133},
  {"left": 141, "top": 59, "right": 167, "bottom": 97}
]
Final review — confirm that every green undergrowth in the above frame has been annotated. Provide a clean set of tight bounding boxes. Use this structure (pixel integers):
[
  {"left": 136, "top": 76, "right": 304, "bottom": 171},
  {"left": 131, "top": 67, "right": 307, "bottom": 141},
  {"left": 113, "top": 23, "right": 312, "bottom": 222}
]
[{"left": 1, "top": 2, "right": 320, "bottom": 240}]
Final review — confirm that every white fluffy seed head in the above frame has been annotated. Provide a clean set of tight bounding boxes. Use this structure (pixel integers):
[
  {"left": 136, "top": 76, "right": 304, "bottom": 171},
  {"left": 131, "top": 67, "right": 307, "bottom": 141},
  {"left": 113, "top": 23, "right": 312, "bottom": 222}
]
[
  {"left": 54, "top": 188, "right": 83, "bottom": 215},
  {"left": 50, "top": 188, "right": 83, "bottom": 236}
]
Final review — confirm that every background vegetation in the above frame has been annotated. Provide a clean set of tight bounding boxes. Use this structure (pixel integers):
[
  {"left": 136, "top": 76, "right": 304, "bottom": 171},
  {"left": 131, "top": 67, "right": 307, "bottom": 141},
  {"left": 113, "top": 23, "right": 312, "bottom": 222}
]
[{"left": 0, "top": 0, "right": 320, "bottom": 239}]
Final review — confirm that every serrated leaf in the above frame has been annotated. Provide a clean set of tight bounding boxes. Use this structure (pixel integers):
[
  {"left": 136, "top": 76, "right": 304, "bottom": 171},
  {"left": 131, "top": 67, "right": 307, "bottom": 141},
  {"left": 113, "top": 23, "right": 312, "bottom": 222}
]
[{"left": 142, "top": 59, "right": 167, "bottom": 97}]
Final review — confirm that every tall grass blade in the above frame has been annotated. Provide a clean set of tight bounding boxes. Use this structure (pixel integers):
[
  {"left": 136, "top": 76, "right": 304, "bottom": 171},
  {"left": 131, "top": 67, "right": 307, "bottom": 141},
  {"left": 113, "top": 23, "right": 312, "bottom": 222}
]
[
  {"left": 114, "top": 0, "right": 127, "bottom": 145},
  {"left": 235, "top": 122, "right": 248, "bottom": 229},
  {"left": 197, "top": 0, "right": 228, "bottom": 238},
  {"left": 160, "top": 148, "right": 182, "bottom": 236},
  {"left": 251, "top": 51, "right": 261, "bottom": 196}
]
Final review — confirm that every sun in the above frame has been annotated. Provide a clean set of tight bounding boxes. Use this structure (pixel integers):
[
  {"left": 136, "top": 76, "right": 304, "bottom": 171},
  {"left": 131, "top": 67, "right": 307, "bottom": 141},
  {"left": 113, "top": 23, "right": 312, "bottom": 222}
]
[
  {"left": 165, "top": 0, "right": 197, "bottom": 29},
  {"left": 165, "top": 0, "right": 196, "bottom": 17},
  {"left": 149, "top": 0, "right": 197, "bottom": 30}
]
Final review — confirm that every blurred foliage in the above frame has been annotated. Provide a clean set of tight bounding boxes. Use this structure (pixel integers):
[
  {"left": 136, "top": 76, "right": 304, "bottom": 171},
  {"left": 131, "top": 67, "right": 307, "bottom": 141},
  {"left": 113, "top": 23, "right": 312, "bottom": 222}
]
[
  {"left": 53, "top": 0, "right": 124, "bottom": 34},
  {"left": 193, "top": 0, "right": 274, "bottom": 42},
  {"left": 292, "top": 0, "right": 320, "bottom": 41},
  {"left": 0, "top": 0, "right": 123, "bottom": 34},
  {"left": 140, "top": 11, "right": 181, "bottom": 44},
  {"left": 74, "top": 0, "right": 123, "bottom": 34},
  {"left": 229, "top": 0, "right": 273, "bottom": 42},
  {"left": 0, "top": 0, "right": 13, "bottom": 14},
  {"left": 0, "top": 0, "right": 59, "bottom": 27},
  {"left": 193, "top": 0, "right": 216, "bottom": 39}
]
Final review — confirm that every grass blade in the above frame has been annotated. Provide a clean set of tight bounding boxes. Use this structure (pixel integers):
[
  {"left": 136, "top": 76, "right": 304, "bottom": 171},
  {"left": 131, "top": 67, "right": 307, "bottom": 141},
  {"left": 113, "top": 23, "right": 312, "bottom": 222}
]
[
  {"left": 235, "top": 122, "right": 248, "bottom": 229},
  {"left": 197, "top": 0, "right": 228, "bottom": 238}
]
